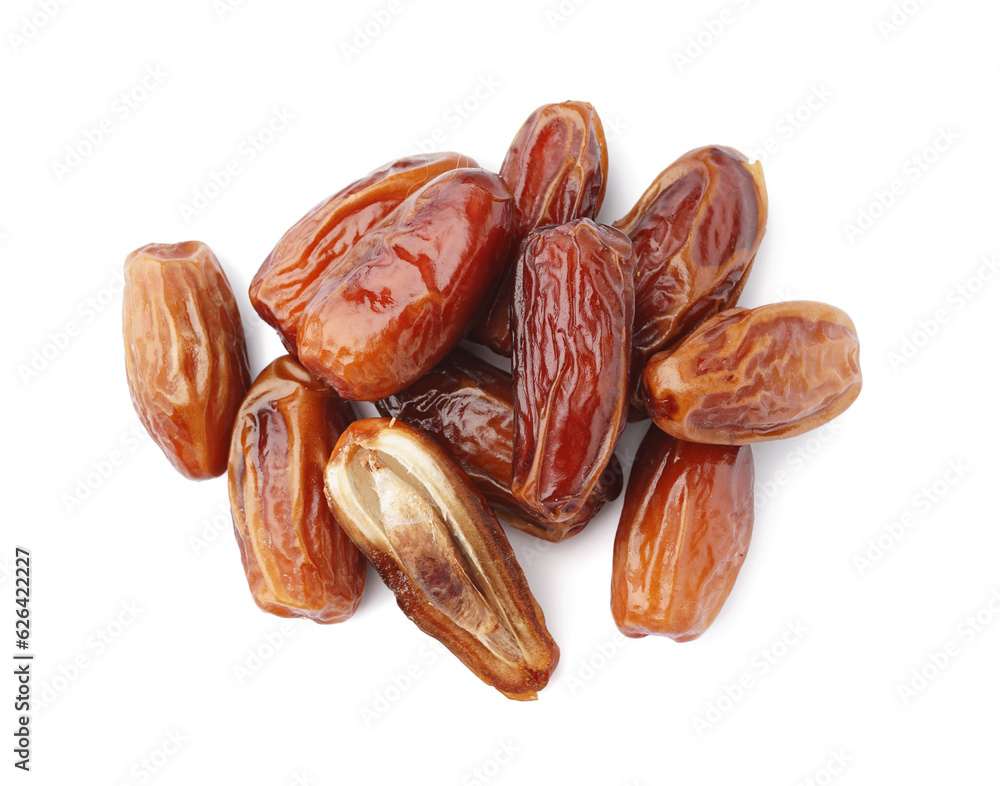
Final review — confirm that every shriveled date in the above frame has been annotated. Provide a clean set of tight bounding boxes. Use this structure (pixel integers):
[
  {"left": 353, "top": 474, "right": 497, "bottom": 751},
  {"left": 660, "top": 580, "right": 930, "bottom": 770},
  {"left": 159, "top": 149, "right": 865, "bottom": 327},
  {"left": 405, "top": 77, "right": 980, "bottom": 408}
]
[
  {"left": 643, "top": 301, "right": 862, "bottom": 444},
  {"left": 512, "top": 219, "right": 634, "bottom": 527},
  {"left": 614, "top": 146, "right": 767, "bottom": 412},
  {"left": 298, "top": 168, "right": 514, "bottom": 401},
  {"left": 376, "top": 348, "right": 622, "bottom": 542},
  {"left": 472, "top": 101, "right": 608, "bottom": 356},
  {"left": 499, "top": 100, "right": 608, "bottom": 240},
  {"left": 612, "top": 427, "right": 754, "bottom": 641},
  {"left": 323, "top": 418, "right": 559, "bottom": 700},
  {"left": 123, "top": 241, "right": 250, "bottom": 479},
  {"left": 229, "top": 356, "right": 365, "bottom": 623},
  {"left": 250, "top": 153, "right": 475, "bottom": 351}
]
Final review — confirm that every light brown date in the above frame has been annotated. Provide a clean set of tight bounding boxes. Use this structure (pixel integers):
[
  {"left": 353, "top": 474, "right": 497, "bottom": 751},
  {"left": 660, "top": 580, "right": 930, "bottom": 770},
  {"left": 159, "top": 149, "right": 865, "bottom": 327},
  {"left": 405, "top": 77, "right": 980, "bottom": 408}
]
[
  {"left": 612, "top": 426, "right": 754, "bottom": 641},
  {"left": 323, "top": 418, "right": 559, "bottom": 700},
  {"left": 249, "top": 153, "right": 475, "bottom": 351},
  {"left": 298, "top": 168, "right": 514, "bottom": 401},
  {"left": 614, "top": 146, "right": 768, "bottom": 412},
  {"left": 376, "top": 348, "right": 623, "bottom": 542},
  {"left": 471, "top": 101, "right": 608, "bottom": 356},
  {"left": 643, "top": 301, "right": 862, "bottom": 444},
  {"left": 123, "top": 241, "right": 250, "bottom": 479},
  {"left": 229, "top": 356, "right": 366, "bottom": 623},
  {"left": 512, "top": 219, "right": 634, "bottom": 526}
]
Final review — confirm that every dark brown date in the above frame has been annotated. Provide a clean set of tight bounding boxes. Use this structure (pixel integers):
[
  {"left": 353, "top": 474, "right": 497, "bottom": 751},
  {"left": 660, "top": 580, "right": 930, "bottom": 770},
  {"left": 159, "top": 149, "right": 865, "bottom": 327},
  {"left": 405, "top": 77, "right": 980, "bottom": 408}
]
[
  {"left": 511, "top": 219, "right": 634, "bottom": 526},
  {"left": 249, "top": 153, "right": 475, "bottom": 351},
  {"left": 323, "top": 418, "right": 559, "bottom": 700},
  {"left": 229, "top": 356, "right": 365, "bottom": 623},
  {"left": 297, "top": 168, "right": 515, "bottom": 401},
  {"left": 471, "top": 101, "right": 608, "bottom": 356},
  {"left": 612, "top": 426, "right": 754, "bottom": 641},
  {"left": 643, "top": 301, "right": 862, "bottom": 444},
  {"left": 614, "top": 146, "right": 768, "bottom": 412},
  {"left": 376, "top": 348, "right": 622, "bottom": 542},
  {"left": 501, "top": 100, "right": 608, "bottom": 238}
]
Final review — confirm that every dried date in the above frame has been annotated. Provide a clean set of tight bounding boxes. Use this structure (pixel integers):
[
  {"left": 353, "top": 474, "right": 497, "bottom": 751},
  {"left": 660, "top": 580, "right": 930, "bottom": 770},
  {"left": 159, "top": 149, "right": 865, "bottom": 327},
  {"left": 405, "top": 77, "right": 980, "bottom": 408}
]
[
  {"left": 123, "top": 241, "right": 250, "bottom": 479},
  {"left": 511, "top": 219, "right": 634, "bottom": 525},
  {"left": 229, "top": 356, "right": 366, "bottom": 623},
  {"left": 612, "top": 427, "right": 754, "bottom": 641},
  {"left": 643, "top": 301, "right": 862, "bottom": 444},
  {"left": 298, "top": 168, "right": 514, "bottom": 401},
  {"left": 323, "top": 418, "right": 559, "bottom": 700},
  {"left": 250, "top": 153, "right": 475, "bottom": 351}
]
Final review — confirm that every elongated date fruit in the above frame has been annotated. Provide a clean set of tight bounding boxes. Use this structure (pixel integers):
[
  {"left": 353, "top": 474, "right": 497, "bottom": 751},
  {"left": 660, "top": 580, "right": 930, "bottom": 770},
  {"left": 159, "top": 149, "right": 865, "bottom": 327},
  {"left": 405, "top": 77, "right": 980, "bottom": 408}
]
[
  {"left": 471, "top": 101, "right": 608, "bottom": 355},
  {"left": 612, "top": 426, "right": 754, "bottom": 641},
  {"left": 376, "top": 348, "right": 623, "bottom": 542},
  {"left": 614, "top": 146, "right": 768, "bottom": 412},
  {"left": 512, "top": 219, "right": 635, "bottom": 525},
  {"left": 324, "top": 418, "right": 559, "bottom": 700},
  {"left": 298, "top": 168, "right": 514, "bottom": 401},
  {"left": 250, "top": 152, "right": 476, "bottom": 351},
  {"left": 123, "top": 241, "right": 250, "bottom": 479},
  {"left": 500, "top": 100, "right": 608, "bottom": 239},
  {"left": 643, "top": 301, "right": 862, "bottom": 444},
  {"left": 229, "top": 356, "right": 365, "bottom": 623}
]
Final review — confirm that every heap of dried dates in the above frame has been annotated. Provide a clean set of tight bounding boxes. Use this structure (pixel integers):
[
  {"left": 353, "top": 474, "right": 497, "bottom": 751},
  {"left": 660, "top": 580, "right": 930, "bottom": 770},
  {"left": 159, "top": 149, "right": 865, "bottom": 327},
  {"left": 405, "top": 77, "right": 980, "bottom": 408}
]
[{"left": 122, "top": 101, "right": 862, "bottom": 700}]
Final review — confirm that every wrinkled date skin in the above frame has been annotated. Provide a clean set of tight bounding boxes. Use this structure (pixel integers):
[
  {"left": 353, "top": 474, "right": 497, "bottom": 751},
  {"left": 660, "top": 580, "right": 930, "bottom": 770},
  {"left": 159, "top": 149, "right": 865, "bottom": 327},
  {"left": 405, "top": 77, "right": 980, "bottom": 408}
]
[
  {"left": 643, "top": 301, "right": 862, "bottom": 444},
  {"left": 324, "top": 418, "right": 559, "bottom": 700},
  {"left": 229, "top": 356, "right": 366, "bottom": 624},
  {"left": 614, "top": 146, "right": 768, "bottom": 413},
  {"left": 123, "top": 241, "right": 250, "bottom": 479},
  {"left": 512, "top": 219, "right": 635, "bottom": 526},
  {"left": 250, "top": 153, "right": 475, "bottom": 351},
  {"left": 376, "top": 348, "right": 622, "bottom": 542},
  {"left": 298, "top": 168, "right": 515, "bottom": 401},
  {"left": 501, "top": 100, "right": 608, "bottom": 240},
  {"left": 612, "top": 426, "right": 754, "bottom": 641},
  {"left": 471, "top": 101, "right": 608, "bottom": 356}
]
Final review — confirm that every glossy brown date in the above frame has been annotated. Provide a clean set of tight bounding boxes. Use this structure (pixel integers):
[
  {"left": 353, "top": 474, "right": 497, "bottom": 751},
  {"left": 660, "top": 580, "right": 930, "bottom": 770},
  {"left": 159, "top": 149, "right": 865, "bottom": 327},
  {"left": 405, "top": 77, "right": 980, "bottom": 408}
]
[
  {"left": 249, "top": 153, "right": 475, "bottom": 351},
  {"left": 611, "top": 427, "right": 754, "bottom": 641},
  {"left": 376, "top": 348, "right": 622, "bottom": 542},
  {"left": 614, "top": 146, "right": 768, "bottom": 412},
  {"left": 323, "top": 418, "right": 559, "bottom": 700},
  {"left": 511, "top": 219, "right": 634, "bottom": 525},
  {"left": 297, "top": 168, "right": 514, "bottom": 401},
  {"left": 228, "top": 356, "right": 366, "bottom": 623},
  {"left": 500, "top": 100, "right": 608, "bottom": 238},
  {"left": 122, "top": 241, "right": 250, "bottom": 480},
  {"left": 471, "top": 101, "right": 608, "bottom": 356},
  {"left": 643, "top": 301, "right": 862, "bottom": 444}
]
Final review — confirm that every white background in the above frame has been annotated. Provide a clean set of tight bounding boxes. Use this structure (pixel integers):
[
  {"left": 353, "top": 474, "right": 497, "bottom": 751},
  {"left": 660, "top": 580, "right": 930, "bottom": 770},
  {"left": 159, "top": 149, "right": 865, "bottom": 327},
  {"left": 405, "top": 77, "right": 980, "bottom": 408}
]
[{"left": 4, "top": 0, "right": 999, "bottom": 783}]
